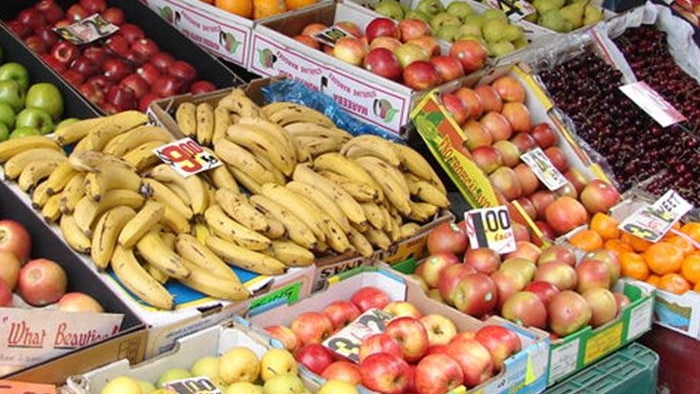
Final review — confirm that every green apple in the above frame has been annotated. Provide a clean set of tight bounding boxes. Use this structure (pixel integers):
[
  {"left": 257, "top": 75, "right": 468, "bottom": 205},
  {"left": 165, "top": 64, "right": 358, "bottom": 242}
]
[
  {"left": 458, "top": 23, "right": 483, "bottom": 39},
  {"left": 0, "top": 102, "right": 15, "bottom": 129},
  {"left": 0, "top": 80, "right": 26, "bottom": 112},
  {"left": 157, "top": 368, "right": 192, "bottom": 388},
  {"left": 487, "top": 40, "right": 516, "bottom": 57},
  {"left": 431, "top": 12, "right": 461, "bottom": 31},
  {"left": 463, "top": 14, "right": 486, "bottom": 28},
  {"left": 374, "top": 0, "right": 404, "bottom": 20},
  {"left": 446, "top": 2, "right": 474, "bottom": 20},
  {"left": 262, "top": 375, "right": 307, "bottom": 394},
  {"left": 482, "top": 19, "right": 510, "bottom": 42},
  {"left": 10, "top": 127, "right": 40, "bottom": 139},
  {"left": 436, "top": 24, "right": 462, "bottom": 42},
  {"left": 25, "top": 83, "right": 64, "bottom": 120},
  {"left": 0, "top": 123, "right": 9, "bottom": 142},
  {"left": 260, "top": 348, "right": 297, "bottom": 382},
  {"left": 483, "top": 9, "right": 509, "bottom": 23},
  {"left": 190, "top": 356, "right": 220, "bottom": 380},
  {"left": 416, "top": 0, "right": 445, "bottom": 18},
  {"left": 0, "top": 62, "right": 30, "bottom": 92},
  {"left": 16, "top": 108, "right": 54, "bottom": 135},
  {"left": 404, "top": 10, "right": 431, "bottom": 23},
  {"left": 503, "top": 24, "right": 525, "bottom": 42}
]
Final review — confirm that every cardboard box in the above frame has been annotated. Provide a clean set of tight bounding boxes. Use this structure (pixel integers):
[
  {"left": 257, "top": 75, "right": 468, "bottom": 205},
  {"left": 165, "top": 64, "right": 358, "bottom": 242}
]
[{"left": 248, "top": 267, "right": 551, "bottom": 394}]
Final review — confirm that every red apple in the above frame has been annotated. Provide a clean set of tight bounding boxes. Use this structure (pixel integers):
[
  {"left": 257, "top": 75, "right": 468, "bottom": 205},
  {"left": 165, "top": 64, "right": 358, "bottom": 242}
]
[
  {"left": 398, "top": 19, "right": 431, "bottom": 42},
  {"left": 359, "top": 332, "right": 403, "bottom": 362},
  {"left": 66, "top": 4, "right": 89, "bottom": 21},
  {"left": 431, "top": 56, "right": 464, "bottom": 82},
  {"left": 41, "top": 53, "right": 66, "bottom": 73},
  {"left": 534, "top": 221, "right": 555, "bottom": 241},
  {"left": 585, "top": 249, "right": 621, "bottom": 283},
  {"left": 480, "top": 111, "right": 513, "bottom": 141},
  {"left": 425, "top": 344, "right": 449, "bottom": 355},
  {"left": 492, "top": 140, "right": 520, "bottom": 167},
  {"left": 0, "top": 220, "right": 31, "bottom": 262},
  {"left": 449, "top": 40, "right": 488, "bottom": 73},
  {"left": 513, "top": 164, "right": 539, "bottom": 196},
  {"left": 136, "top": 63, "right": 161, "bottom": 86},
  {"left": 322, "top": 361, "right": 362, "bottom": 385},
  {"left": 403, "top": 61, "right": 443, "bottom": 90},
  {"left": 69, "top": 56, "right": 100, "bottom": 78},
  {"left": 474, "top": 325, "right": 522, "bottom": 372},
  {"left": 505, "top": 241, "right": 541, "bottom": 262},
  {"left": 545, "top": 196, "right": 588, "bottom": 235},
  {"left": 492, "top": 75, "right": 525, "bottom": 103},
  {"left": 383, "top": 301, "right": 422, "bottom": 319},
  {"left": 408, "top": 36, "right": 440, "bottom": 57},
  {"left": 499, "top": 257, "right": 537, "bottom": 289},
  {"left": 80, "top": 0, "right": 107, "bottom": 14},
  {"left": 51, "top": 41, "right": 79, "bottom": 66},
  {"left": 451, "top": 273, "right": 498, "bottom": 318},
  {"left": 544, "top": 146, "right": 569, "bottom": 172},
  {"left": 531, "top": 191, "right": 556, "bottom": 220},
  {"left": 580, "top": 180, "right": 621, "bottom": 215},
  {"left": 582, "top": 287, "right": 618, "bottom": 327},
  {"left": 427, "top": 222, "right": 468, "bottom": 256},
  {"left": 24, "top": 35, "right": 47, "bottom": 54},
  {"left": 419, "top": 314, "right": 458, "bottom": 346},
  {"left": 118, "top": 23, "right": 145, "bottom": 44},
  {"left": 138, "top": 92, "right": 160, "bottom": 112},
  {"left": 438, "top": 264, "right": 478, "bottom": 301},
  {"left": 471, "top": 145, "right": 503, "bottom": 174},
  {"left": 446, "top": 336, "right": 493, "bottom": 388},
  {"left": 442, "top": 92, "right": 469, "bottom": 125},
  {"left": 119, "top": 74, "right": 149, "bottom": 99},
  {"left": 169, "top": 61, "right": 198, "bottom": 83},
  {"left": 102, "top": 58, "right": 134, "bottom": 82},
  {"left": 291, "top": 311, "right": 334, "bottom": 346},
  {"left": 414, "top": 354, "right": 464, "bottom": 394},
  {"left": 576, "top": 259, "right": 611, "bottom": 293},
  {"left": 151, "top": 52, "right": 176, "bottom": 72},
  {"left": 360, "top": 353, "right": 413, "bottom": 394},
  {"left": 264, "top": 325, "right": 300, "bottom": 352},
  {"left": 502, "top": 291, "right": 547, "bottom": 329},
  {"left": 62, "top": 69, "right": 85, "bottom": 86},
  {"left": 78, "top": 81, "right": 105, "bottom": 104},
  {"left": 105, "top": 85, "right": 137, "bottom": 111},
  {"left": 464, "top": 248, "right": 501, "bottom": 274},
  {"left": 474, "top": 85, "right": 502, "bottom": 113},
  {"left": 364, "top": 48, "right": 402, "bottom": 81},
  {"left": 366, "top": 18, "right": 400, "bottom": 43},
  {"left": 564, "top": 168, "right": 590, "bottom": 194},
  {"left": 335, "top": 21, "right": 362, "bottom": 38},
  {"left": 512, "top": 221, "right": 531, "bottom": 242},
  {"left": 17, "top": 8, "right": 46, "bottom": 30},
  {"left": 416, "top": 252, "right": 460, "bottom": 288},
  {"left": 489, "top": 166, "right": 522, "bottom": 200},
  {"left": 351, "top": 286, "right": 390, "bottom": 312},
  {"left": 510, "top": 132, "right": 537, "bottom": 153},
  {"left": 524, "top": 280, "right": 560, "bottom": 304},
  {"left": 56, "top": 292, "right": 103, "bottom": 312},
  {"left": 501, "top": 102, "right": 532, "bottom": 133},
  {"left": 385, "top": 316, "right": 429, "bottom": 362},
  {"left": 535, "top": 261, "right": 578, "bottom": 291},
  {"left": 152, "top": 75, "right": 186, "bottom": 97},
  {"left": 301, "top": 23, "right": 327, "bottom": 37},
  {"left": 369, "top": 36, "right": 402, "bottom": 52},
  {"left": 333, "top": 37, "right": 368, "bottom": 66},
  {"left": 130, "top": 38, "right": 160, "bottom": 65},
  {"left": 295, "top": 343, "right": 335, "bottom": 375},
  {"left": 463, "top": 120, "right": 492, "bottom": 150},
  {"left": 454, "top": 87, "right": 483, "bottom": 120},
  {"left": 0, "top": 280, "right": 11, "bottom": 307},
  {"left": 293, "top": 34, "right": 320, "bottom": 49},
  {"left": 18, "top": 258, "right": 67, "bottom": 306},
  {"left": 189, "top": 80, "right": 216, "bottom": 94},
  {"left": 35, "top": 0, "right": 65, "bottom": 24},
  {"left": 537, "top": 244, "right": 577, "bottom": 267},
  {"left": 530, "top": 123, "right": 557, "bottom": 149},
  {"left": 105, "top": 34, "right": 130, "bottom": 57},
  {"left": 323, "top": 300, "right": 361, "bottom": 330},
  {"left": 101, "top": 7, "right": 125, "bottom": 25},
  {"left": 491, "top": 271, "right": 523, "bottom": 310},
  {"left": 548, "top": 290, "right": 592, "bottom": 336},
  {"left": 0, "top": 251, "right": 21, "bottom": 290},
  {"left": 613, "top": 293, "right": 631, "bottom": 313},
  {"left": 6, "top": 20, "right": 31, "bottom": 39}
]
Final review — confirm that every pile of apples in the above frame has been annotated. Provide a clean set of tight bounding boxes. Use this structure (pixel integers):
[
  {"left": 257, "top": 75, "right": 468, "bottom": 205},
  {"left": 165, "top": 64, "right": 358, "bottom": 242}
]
[
  {"left": 7, "top": 0, "right": 217, "bottom": 113},
  {"left": 294, "top": 17, "right": 488, "bottom": 90},
  {"left": 442, "top": 74, "right": 622, "bottom": 239},
  {"left": 0, "top": 219, "right": 103, "bottom": 312},
  {"left": 264, "top": 286, "right": 524, "bottom": 394},
  {"left": 417, "top": 221, "right": 632, "bottom": 339}
]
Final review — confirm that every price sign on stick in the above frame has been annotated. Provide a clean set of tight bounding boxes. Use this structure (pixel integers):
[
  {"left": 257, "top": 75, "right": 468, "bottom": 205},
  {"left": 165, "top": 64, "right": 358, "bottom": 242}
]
[
  {"left": 154, "top": 137, "right": 221, "bottom": 177},
  {"left": 619, "top": 190, "right": 693, "bottom": 243},
  {"left": 520, "top": 147, "right": 568, "bottom": 191},
  {"left": 465, "top": 206, "right": 517, "bottom": 254}
]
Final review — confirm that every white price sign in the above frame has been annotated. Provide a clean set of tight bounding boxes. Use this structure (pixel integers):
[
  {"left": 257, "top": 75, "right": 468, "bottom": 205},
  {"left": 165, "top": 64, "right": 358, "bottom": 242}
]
[
  {"left": 619, "top": 81, "right": 686, "bottom": 128},
  {"left": 164, "top": 377, "right": 222, "bottom": 394},
  {"left": 465, "top": 206, "right": 516, "bottom": 254},
  {"left": 520, "top": 147, "right": 568, "bottom": 191},
  {"left": 154, "top": 137, "right": 221, "bottom": 177},
  {"left": 619, "top": 190, "right": 693, "bottom": 243}
]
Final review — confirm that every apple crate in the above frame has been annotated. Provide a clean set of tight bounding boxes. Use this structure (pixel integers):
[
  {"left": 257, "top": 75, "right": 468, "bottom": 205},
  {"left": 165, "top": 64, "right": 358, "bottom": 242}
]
[
  {"left": 247, "top": 267, "right": 551, "bottom": 394},
  {"left": 62, "top": 316, "right": 314, "bottom": 394}
]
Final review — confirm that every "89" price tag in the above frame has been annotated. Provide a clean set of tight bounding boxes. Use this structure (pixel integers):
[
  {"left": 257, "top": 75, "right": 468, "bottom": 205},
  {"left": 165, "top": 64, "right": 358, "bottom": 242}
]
[
  {"left": 465, "top": 206, "right": 516, "bottom": 254},
  {"left": 153, "top": 138, "right": 222, "bottom": 177}
]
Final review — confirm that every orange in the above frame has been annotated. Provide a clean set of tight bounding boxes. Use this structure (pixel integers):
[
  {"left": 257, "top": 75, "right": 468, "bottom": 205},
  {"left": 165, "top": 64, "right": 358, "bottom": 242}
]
[
  {"left": 285, "top": 0, "right": 318, "bottom": 10},
  {"left": 681, "top": 254, "right": 700, "bottom": 284},
  {"left": 620, "top": 252, "right": 649, "bottom": 281},
  {"left": 644, "top": 242, "right": 684, "bottom": 275},
  {"left": 658, "top": 273, "right": 691, "bottom": 295},
  {"left": 666, "top": 235, "right": 696, "bottom": 256},
  {"left": 569, "top": 230, "right": 604, "bottom": 252},
  {"left": 590, "top": 213, "right": 620, "bottom": 240},
  {"left": 604, "top": 239, "right": 633, "bottom": 257},
  {"left": 620, "top": 232, "right": 653, "bottom": 252},
  {"left": 215, "top": 0, "right": 253, "bottom": 18},
  {"left": 254, "top": 0, "right": 287, "bottom": 19},
  {"left": 695, "top": 281, "right": 700, "bottom": 292},
  {"left": 681, "top": 222, "right": 700, "bottom": 243},
  {"left": 646, "top": 274, "right": 661, "bottom": 287}
]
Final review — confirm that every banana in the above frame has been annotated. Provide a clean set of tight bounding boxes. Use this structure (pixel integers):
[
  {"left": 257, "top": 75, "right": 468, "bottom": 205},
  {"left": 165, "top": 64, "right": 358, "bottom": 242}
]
[
  {"left": 213, "top": 106, "right": 231, "bottom": 143},
  {"left": 400, "top": 222, "right": 421, "bottom": 239},
  {"left": 254, "top": 154, "right": 286, "bottom": 185},
  {"left": 260, "top": 211, "right": 286, "bottom": 239},
  {"left": 193, "top": 222, "right": 211, "bottom": 244},
  {"left": 0, "top": 136, "right": 60, "bottom": 162},
  {"left": 268, "top": 240, "right": 315, "bottom": 267},
  {"left": 407, "top": 201, "right": 439, "bottom": 223},
  {"left": 394, "top": 143, "right": 446, "bottom": 194},
  {"left": 314, "top": 153, "right": 383, "bottom": 199},
  {"left": 318, "top": 170, "right": 379, "bottom": 202},
  {"left": 364, "top": 227, "right": 392, "bottom": 250},
  {"left": 322, "top": 218, "right": 353, "bottom": 254},
  {"left": 360, "top": 202, "right": 386, "bottom": 230},
  {"left": 207, "top": 162, "right": 239, "bottom": 192},
  {"left": 348, "top": 227, "right": 374, "bottom": 258},
  {"left": 118, "top": 201, "right": 165, "bottom": 248},
  {"left": 91, "top": 206, "right": 137, "bottom": 270},
  {"left": 71, "top": 136, "right": 91, "bottom": 153},
  {"left": 385, "top": 211, "right": 402, "bottom": 242},
  {"left": 228, "top": 166, "right": 262, "bottom": 194},
  {"left": 175, "top": 102, "right": 197, "bottom": 138},
  {"left": 59, "top": 214, "right": 91, "bottom": 253},
  {"left": 140, "top": 178, "right": 193, "bottom": 219},
  {"left": 145, "top": 263, "right": 170, "bottom": 284},
  {"left": 160, "top": 205, "right": 192, "bottom": 234},
  {"left": 204, "top": 205, "right": 271, "bottom": 251},
  {"left": 283, "top": 122, "right": 352, "bottom": 141},
  {"left": 44, "top": 161, "right": 77, "bottom": 195},
  {"left": 405, "top": 175, "right": 450, "bottom": 208},
  {"left": 226, "top": 124, "right": 294, "bottom": 176},
  {"left": 84, "top": 110, "right": 148, "bottom": 151},
  {"left": 294, "top": 136, "right": 344, "bottom": 157},
  {"left": 249, "top": 195, "right": 316, "bottom": 249},
  {"left": 341, "top": 135, "right": 401, "bottom": 167},
  {"left": 111, "top": 245, "right": 174, "bottom": 310},
  {"left": 260, "top": 183, "right": 328, "bottom": 242},
  {"left": 205, "top": 235, "right": 287, "bottom": 275},
  {"left": 3, "top": 148, "right": 66, "bottom": 179},
  {"left": 286, "top": 181, "right": 351, "bottom": 234},
  {"left": 163, "top": 180, "right": 191, "bottom": 206},
  {"left": 213, "top": 139, "right": 274, "bottom": 184},
  {"left": 85, "top": 166, "right": 142, "bottom": 202},
  {"left": 193, "top": 103, "right": 214, "bottom": 146},
  {"left": 178, "top": 258, "right": 249, "bottom": 301},
  {"left": 378, "top": 204, "right": 394, "bottom": 232},
  {"left": 293, "top": 141, "right": 312, "bottom": 163},
  {"left": 175, "top": 234, "right": 241, "bottom": 283},
  {"left": 68, "top": 150, "right": 133, "bottom": 172},
  {"left": 73, "top": 189, "right": 144, "bottom": 234},
  {"left": 236, "top": 117, "right": 297, "bottom": 164},
  {"left": 135, "top": 230, "right": 190, "bottom": 279},
  {"left": 354, "top": 156, "right": 411, "bottom": 216},
  {"left": 292, "top": 164, "right": 367, "bottom": 227},
  {"left": 57, "top": 173, "right": 86, "bottom": 213},
  {"left": 262, "top": 102, "right": 334, "bottom": 128},
  {"left": 149, "top": 164, "right": 209, "bottom": 215},
  {"left": 217, "top": 88, "right": 263, "bottom": 118},
  {"left": 122, "top": 141, "right": 163, "bottom": 171},
  {"left": 54, "top": 117, "right": 104, "bottom": 145},
  {"left": 31, "top": 181, "right": 52, "bottom": 209},
  {"left": 18, "top": 158, "right": 64, "bottom": 191},
  {"left": 103, "top": 125, "right": 172, "bottom": 157},
  {"left": 215, "top": 189, "right": 268, "bottom": 233},
  {"left": 41, "top": 194, "right": 63, "bottom": 223}
]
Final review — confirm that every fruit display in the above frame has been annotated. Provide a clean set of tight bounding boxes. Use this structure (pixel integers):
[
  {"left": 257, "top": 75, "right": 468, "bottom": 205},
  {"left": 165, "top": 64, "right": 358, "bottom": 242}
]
[
  {"left": 517, "top": 0, "right": 605, "bottom": 32},
  {"left": 416, "top": 222, "right": 632, "bottom": 338},
  {"left": 371, "top": 0, "right": 530, "bottom": 57},
  {"left": 262, "top": 284, "right": 526, "bottom": 393},
  {"left": 536, "top": 50, "right": 700, "bottom": 206},
  {"left": 6, "top": 0, "right": 218, "bottom": 113},
  {"left": 213, "top": 0, "right": 320, "bottom": 20}
]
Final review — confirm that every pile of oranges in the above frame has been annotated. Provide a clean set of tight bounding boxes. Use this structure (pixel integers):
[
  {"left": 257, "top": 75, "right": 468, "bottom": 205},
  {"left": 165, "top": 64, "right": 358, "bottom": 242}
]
[
  {"left": 569, "top": 213, "right": 700, "bottom": 295},
  {"left": 210, "top": 0, "right": 318, "bottom": 20}
]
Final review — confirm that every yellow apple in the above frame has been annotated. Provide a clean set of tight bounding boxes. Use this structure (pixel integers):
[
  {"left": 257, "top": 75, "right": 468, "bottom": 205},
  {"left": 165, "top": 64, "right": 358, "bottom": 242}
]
[
  {"left": 225, "top": 382, "right": 263, "bottom": 394},
  {"left": 318, "top": 380, "right": 360, "bottom": 394},
  {"left": 219, "top": 347, "right": 261, "bottom": 384},
  {"left": 101, "top": 376, "right": 143, "bottom": 394},
  {"left": 260, "top": 348, "right": 298, "bottom": 381}
]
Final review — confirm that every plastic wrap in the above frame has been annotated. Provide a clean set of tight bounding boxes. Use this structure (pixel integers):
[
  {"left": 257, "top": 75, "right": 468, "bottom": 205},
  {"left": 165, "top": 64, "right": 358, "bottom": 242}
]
[{"left": 261, "top": 78, "right": 405, "bottom": 143}]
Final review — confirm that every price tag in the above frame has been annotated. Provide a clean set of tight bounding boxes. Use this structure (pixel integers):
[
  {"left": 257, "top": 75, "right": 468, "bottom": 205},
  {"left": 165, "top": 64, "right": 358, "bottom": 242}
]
[
  {"left": 464, "top": 206, "right": 516, "bottom": 254},
  {"left": 154, "top": 137, "right": 222, "bottom": 177},
  {"left": 619, "top": 190, "right": 693, "bottom": 243},
  {"left": 520, "top": 147, "right": 568, "bottom": 191},
  {"left": 619, "top": 81, "right": 686, "bottom": 127},
  {"left": 484, "top": 0, "right": 536, "bottom": 21},
  {"left": 312, "top": 25, "right": 356, "bottom": 47},
  {"left": 0, "top": 380, "right": 55, "bottom": 394},
  {"left": 164, "top": 377, "right": 222, "bottom": 394},
  {"left": 53, "top": 14, "right": 119, "bottom": 45},
  {"left": 322, "top": 309, "right": 394, "bottom": 363}
]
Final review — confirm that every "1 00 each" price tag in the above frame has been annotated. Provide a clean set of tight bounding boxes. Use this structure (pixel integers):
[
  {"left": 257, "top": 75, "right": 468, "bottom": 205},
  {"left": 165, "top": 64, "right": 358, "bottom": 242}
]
[
  {"left": 465, "top": 206, "right": 516, "bottom": 254},
  {"left": 154, "top": 137, "right": 221, "bottom": 177}
]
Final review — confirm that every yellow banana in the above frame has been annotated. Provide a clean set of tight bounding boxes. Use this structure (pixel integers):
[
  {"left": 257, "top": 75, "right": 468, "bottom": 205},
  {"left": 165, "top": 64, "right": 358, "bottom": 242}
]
[
  {"left": 314, "top": 153, "right": 383, "bottom": 198},
  {"left": 294, "top": 135, "right": 344, "bottom": 157},
  {"left": 236, "top": 117, "right": 297, "bottom": 164},
  {"left": 286, "top": 181, "right": 351, "bottom": 233},
  {"left": 215, "top": 189, "right": 268, "bottom": 233},
  {"left": 18, "top": 158, "right": 65, "bottom": 192},
  {"left": 341, "top": 135, "right": 401, "bottom": 167},
  {"left": 204, "top": 205, "right": 271, "bottom": 251},
  {"left": 405, "top": 175, "right": 450, "bottom": 208},
  {"left": 0, "top": 135, "right": 60, "bottom": 162},
  {"left": 318, "top": 170, "right": 379, "bottom": 202},
  {"left": 135, "top": 230, "right": 190, "bottom": 279},
  {"left": 122, "top": 140, "right": 163, "bottom": 171},
  {"left": 175, "top": 102, "right": 197, "bottom": 138},
  {"left": 228, "top": 166, "right": 262, "bottom": 194},
  {"left": 283, "top": 122, "right": 352, "bottom": 141},
  {"left": 207, "top": 162, "right": 239, "bottom": 192},
  {"left": 178, "top": 258, "right": 250, "bottom": 301},
  {"left": 260, "top": 211, "right": 286, "bottom": 240},
  {"left": 193, "top": 222, "right": 211, "bottom": 244},
  {"left": 226, "top": 124, "right": 295, "bottom": 176},
  {"left": 118, "top": 201, "right": 165, "bottom": 248},
  {"left": 205, "top": 235, "right": 287, "bottom": 275},
  {"left": 262, "top": 102, "right": 334, "bottom": 128},
  {"left": 41, "top": 194, "right": 63, "bottom": 223},
  {"left": 175, "top": 234, "right": 241, "bottom": 283},
  {"left": 400, "top": 222, "right": 421, "bottom": 239},
  {"left": 160, "top": 205, "right": 192, "bottom": 234},
  {"left": 360, "top": 202, "right": 386, "bottom": 230},
  {"left": 58, "top": 172, "right": 86, "bottom": 214},
  {"left": 354, "top": 156, "right": 411, "bottom": 216},
  {"left": 260, "top": 183, "right": 328, "bottom": 242},
  {"left": 149, "top": 164, "right": 208, "bottom": 215},
  {"left": 31, "top": 181, "right": 52, "bottom": 209},
  {"left": 196, "top": 103, "right": 215, "bottom": 146},
  {"left": 85, "top": 166, "right": 142, "bottom": 202},
  {"left": 214, "top": 139, "right": 274, "bottom": 184},
  {"left": 255, "top": 154, "right": 286, "bottom": 185},
  {"left": 3, "top": 148, "right": 66, "bottom": 179},
  {"left": 212, "top": 106, "right": 231, "bottom": 143},
  {"left": 140, "top": 178, "right": 193, "bottom": 219},
  {"left": 364, "top": 227, "right": 392, "bottom": 250},
  {"left": 111, "top": 245, "right": 174, "bottom": 310},
  {"left": 54, "top": 117, "right": 104, "bottom": 145},
  {"left": 407, "top": 201, "right": 439, "bottom": 223},
  {"left": 59, "top": 214, "right": 92, "bottom": 254},
  {"left": 44, "top": 161, "right": 77, "bottom": 195},
  {"left": 73, "top": 189, "right": 144, "bottom": 234},
  {"left": 249, "top": 194, "right": 316, "bottom": 249},
  {"left": 84, "top": 110, "right": 148, "bottom": 151},
  {"left": 103, "top": 125, "right": 172, "bottom": 157},
  {"left": 322, "top": 218, "right": 353, "bottom": 254},
  {"left": 395, "top": 143, "right": 446, "bottom": 194},
  {"left": 145, "top": 263, "right": 170, "bottom": 284},
  {"left": 68, "top": 150, "right": 133, "bottom": 172},
  {"left": 348, "top": 227, "right": 375, "bottom": 258},
  {"left": 91, "top": 206, "right": 137, "bottom": 270},
  {"left": 217, "top": 88, "right": 263, "bottom": 118},
  {"left": 268, "top": 240, "right": 315, "bottom": 267}
]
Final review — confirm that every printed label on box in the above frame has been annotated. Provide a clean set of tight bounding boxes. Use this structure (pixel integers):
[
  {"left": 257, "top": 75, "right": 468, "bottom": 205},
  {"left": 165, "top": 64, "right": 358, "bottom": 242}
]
[
  {"left": 154, "top": 137, "right": 222, "bottom": 177},
  {"left": 619, "top": 190, "right": 693, "bottom": 242},
  {"left": 164, "top": 377, "right": 222, "bottom": 394},
  {"left": 627, "top": 298, "right": 653, "bottom": 341},
  {"left": 619, "top": 81, "right": 686, "bottom": 127},
  {"left": 520, "top": 147, "right": 568, "bottom": 191},
  {"left": 465, "top": 206, "right": 516, "bottom": 254},
  {"left": 323, "top": 309, "right": 394, "bottom": 362},
  {"left": 583, "top": 321, "right": 623, "bottom": 365},
  {"left": 549, "top": 339, "right": 579, "bottom": 382}
]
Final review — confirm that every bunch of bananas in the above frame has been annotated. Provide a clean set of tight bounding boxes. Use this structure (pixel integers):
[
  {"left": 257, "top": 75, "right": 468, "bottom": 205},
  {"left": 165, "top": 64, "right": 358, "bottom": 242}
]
[{"left": 174, "top": 88, "right": 450, "bottom": 259}]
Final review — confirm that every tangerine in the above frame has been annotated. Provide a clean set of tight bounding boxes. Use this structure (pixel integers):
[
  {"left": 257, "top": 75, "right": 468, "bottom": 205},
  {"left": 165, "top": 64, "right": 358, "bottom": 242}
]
[
  {"left": 620, "top": 232, "right": 653, "bottom": 252},
  {"left": 620, "top": 252, "right": 649, "bottom": 281},
  {"left": 681, "top": 222, "right": 700, "bottom": 243},
  {"left": 285, "top": 0, "right": 318, "bottom": 10},
  {"left": 681, "top": 254, "right": 700, "bottom": 285},
  {"left": 666, "top": 235, "right": 696, "bottom": 256},
  {"left": 215, "top": 0, "right": 253, "bottom": 18},
  {"left": 644, "top": 242, "right": 684, "bottom": 275},
  {"left": 254, "top": 0, "right": 287, "bottom": 19},
  {"left": 646, "top": 274, "right": 661, "bottom": 287},
  {"left": 604, "top": 239, "right": 633, "bottom": 257},
  {"left": 569, "top": 229, "right": 603, "bottom": 252},
  {"left": 590, "top": 213, "right": 620, "bottom": 240},
  {"left": 658, "top": 273, "right": 691, "bottom": 295}
]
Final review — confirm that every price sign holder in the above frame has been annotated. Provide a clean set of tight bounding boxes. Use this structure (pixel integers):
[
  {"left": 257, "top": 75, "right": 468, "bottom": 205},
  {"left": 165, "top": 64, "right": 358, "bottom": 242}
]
[
  {"left": 322, "top": 309, "right": 394, "bottom": 363},
  {"left": 0, "top": 380, "right": 55, "bottom": 394},
  {"left": 154, "top": 137, "right": 222, "bottom": 177},
  {"left": 520, "top": 147, "right": 568, "bottom": 191},
  {"left": 53, "top": 14, "right": 119, "bottom": 45},
  {"left": 484, "top": 0, "right": 536, "bottom": 21},
  {"left": 619, "top": 190, "right": 693, "bottom": 243},
  {"left": 465, "top": 206, "right": 517, "bottom": 254},
  {"left": 619, "top": 81, "right": 686, "bottom": 127},
  {"left": 312, "top": 25, "right": 356, "bottom": 47},
  {"left": 164, "top": 377, "right": 222, "bottom": 394}
]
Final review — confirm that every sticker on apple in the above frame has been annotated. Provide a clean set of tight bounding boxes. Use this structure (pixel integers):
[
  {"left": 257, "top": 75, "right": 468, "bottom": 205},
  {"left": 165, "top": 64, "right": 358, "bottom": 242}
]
[
  {"left": 465, "top": 206, "right": 517, "bottom": 254},
  {"left": 53, "top": 14, "right": 119, "bottom": 45},
  {"left": 154, "top": 137, "right": 221, "bottom": 177}
]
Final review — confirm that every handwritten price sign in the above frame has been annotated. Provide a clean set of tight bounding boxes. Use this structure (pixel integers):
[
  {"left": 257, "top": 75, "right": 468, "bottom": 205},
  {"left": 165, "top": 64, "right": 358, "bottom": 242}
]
[
  {"left": 465, "top": 206, "right": 516, "bottom": 254},
  {"left": 520, "top": 147, "right": 568, "bottom": 191},
  {"left": 154, "top": 138, "right": 221, "bottom": 177},
  {"left": 619, "top": 190, "right": 693, "bottom": 243}
]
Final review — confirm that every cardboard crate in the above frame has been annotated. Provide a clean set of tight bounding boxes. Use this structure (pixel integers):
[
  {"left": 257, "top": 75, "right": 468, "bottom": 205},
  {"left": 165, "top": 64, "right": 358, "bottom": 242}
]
[
  {"left": 0, "top": 0, "right": 242, "bottom": 115},
  {"left": 248, "top": 267, "right": 551, "bottom": 394}
]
